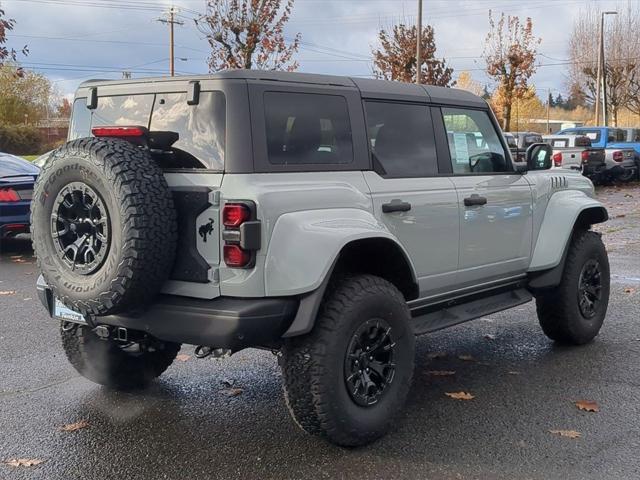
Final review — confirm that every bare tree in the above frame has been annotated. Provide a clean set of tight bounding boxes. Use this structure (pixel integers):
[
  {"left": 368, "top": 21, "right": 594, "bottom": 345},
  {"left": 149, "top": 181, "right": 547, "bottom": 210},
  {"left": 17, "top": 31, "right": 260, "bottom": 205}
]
[
  {"left": 568, "top": 4, "right": 640, "bottom": 126},
  {"left": 372, "top": 23, "right": 454, "bottom": 86},
  {"left": 195, "top": 0, "right": 301, "bottom": 72},
  {"left": 0, "top": 5, "right": 28, "bottom": 70},
  {"left": 483, "top": 11, "right": 540, "bottom": 131}
]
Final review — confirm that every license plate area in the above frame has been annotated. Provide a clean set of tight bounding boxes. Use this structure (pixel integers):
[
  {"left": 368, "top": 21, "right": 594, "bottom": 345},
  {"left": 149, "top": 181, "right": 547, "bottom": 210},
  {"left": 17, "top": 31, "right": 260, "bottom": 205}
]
[{"left": 53, "top": 298, "right": 87, "bottom": 325}]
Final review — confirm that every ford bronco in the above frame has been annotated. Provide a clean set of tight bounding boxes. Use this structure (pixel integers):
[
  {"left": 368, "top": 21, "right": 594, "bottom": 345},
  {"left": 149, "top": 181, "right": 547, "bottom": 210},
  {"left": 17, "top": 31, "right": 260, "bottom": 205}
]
[{"left": 32, "top": 71, "right": 610, "bottom": 447}]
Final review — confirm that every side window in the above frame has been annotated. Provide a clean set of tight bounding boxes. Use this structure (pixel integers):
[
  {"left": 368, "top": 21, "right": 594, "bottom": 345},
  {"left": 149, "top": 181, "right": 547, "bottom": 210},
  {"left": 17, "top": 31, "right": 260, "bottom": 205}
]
[
  {"left": 442, "top": 108, "right": 509, "bottom": 174},
  {"left": 92, "top": 94, "right": 154, "bottom": 127},
  {"left": 264, "top": 92, "right": 353, "bottom": 165},
  {"left": 69, "top": 98, "right": 91, "bottom": 140},
  {"left": 150, "top": 91, "right": 226, "bottom": 170},
  {"left": 364, "top": 101, "right": 437, "bottom": 177}
]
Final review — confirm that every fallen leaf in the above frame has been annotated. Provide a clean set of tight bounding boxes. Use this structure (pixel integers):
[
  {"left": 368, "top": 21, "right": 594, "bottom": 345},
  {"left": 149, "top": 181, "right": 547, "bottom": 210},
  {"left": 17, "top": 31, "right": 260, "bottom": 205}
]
[
  {"left": 458, "top": 355, "right": 476, "bottom": 362},
  {"left": 483, "top": 334, "right": 496, "bottom": 341},
  {"left": 507, "top": 371, "right": 521, "bottom": 375},
  {"left": 221, "top": 378, "right": 234, "bottom": 388},
  {"left": 427, "top": 352, "right": 447, "bottom": 360},
  {"left": 445, "top": 391, "right": 475, "bottom": 400},
  {"left": 615, "top": 214, "right": 626, "bottom": 218},
  {"left": 60, "top": 420, "right": 89, "bottom": 432},
  {"left": 0, "top": 291, "right": 16, "bottom": 296},
  {"left": 426, "top": 370, "right": 456, "bottom": 376},
  {"left": 624, "top": 287, "right": 636, "bottom": 294},
  {"left": 575, "top": 400, "right": 599, "bottom": 412},
  {"left": 222, "top": 387, "right": 243, "bottom": 397},
  {"left": 549, "top": 429, "right": 581, "bottom": 439},
  {"left": 23, "top": 297, "right": 32, "bottom": 301},
  {"left": 4, "top": 458, "right": 44, "bottom": 467},
  {"left": 175, "top": 354, "right": 190, "bottom": 362}
]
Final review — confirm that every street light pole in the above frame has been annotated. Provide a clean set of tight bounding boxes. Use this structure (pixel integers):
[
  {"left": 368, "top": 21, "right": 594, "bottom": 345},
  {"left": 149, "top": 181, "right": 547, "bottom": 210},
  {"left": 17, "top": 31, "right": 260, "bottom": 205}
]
[{"left": 416, "top": 0, "right": 422, "bottom": 84}]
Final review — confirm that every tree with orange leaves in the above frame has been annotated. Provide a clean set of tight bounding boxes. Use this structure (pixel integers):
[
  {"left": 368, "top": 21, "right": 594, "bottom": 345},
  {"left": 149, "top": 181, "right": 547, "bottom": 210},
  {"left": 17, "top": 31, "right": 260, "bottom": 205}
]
[
  {"left": 195, "top": 0, "right": 301, "bottom": 72},
  {"left": 372, "top": 23, "right": 454, "bottom": 86},
  {"left": 483, "top": 11, "right": 540, "bottom": 131}
]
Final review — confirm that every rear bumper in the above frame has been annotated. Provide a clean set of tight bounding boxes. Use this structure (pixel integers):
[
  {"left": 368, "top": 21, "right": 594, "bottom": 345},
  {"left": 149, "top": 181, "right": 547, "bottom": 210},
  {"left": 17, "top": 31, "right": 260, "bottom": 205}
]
[
  {"left": 0, "top": 209, "right": 31, "bottom": 237},
  {"left": 37, "top": 276, "right": 299, "bottom": 351}
]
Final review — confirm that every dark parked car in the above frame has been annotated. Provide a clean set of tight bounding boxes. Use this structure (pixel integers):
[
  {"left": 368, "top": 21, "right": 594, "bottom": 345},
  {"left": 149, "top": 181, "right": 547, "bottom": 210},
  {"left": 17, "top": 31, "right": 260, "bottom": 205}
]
[{"left": 0, "top": 153, "right": 39, "bottom": 238}]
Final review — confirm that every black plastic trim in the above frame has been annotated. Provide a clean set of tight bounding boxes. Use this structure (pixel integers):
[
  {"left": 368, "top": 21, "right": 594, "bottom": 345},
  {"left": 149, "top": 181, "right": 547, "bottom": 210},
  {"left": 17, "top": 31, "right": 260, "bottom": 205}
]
[
  {"left": 170, "top": 187, "right": 212, "bottom": 283},
  {"left": 96, "top": 295, "right": 299, "bottom": 351}
]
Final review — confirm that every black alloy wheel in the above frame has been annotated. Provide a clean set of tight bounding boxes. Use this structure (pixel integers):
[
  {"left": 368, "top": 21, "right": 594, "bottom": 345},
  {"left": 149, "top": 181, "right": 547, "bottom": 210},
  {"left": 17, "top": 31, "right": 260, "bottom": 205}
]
[
  {"left": 51, "top": 181, "right": 110, "bottom": 275},
  {"left": 578, "top": 258, "right": 602, "bottom": 319},
  {"left": 344, "top": 319, "right": 396, "bottom": 407}
]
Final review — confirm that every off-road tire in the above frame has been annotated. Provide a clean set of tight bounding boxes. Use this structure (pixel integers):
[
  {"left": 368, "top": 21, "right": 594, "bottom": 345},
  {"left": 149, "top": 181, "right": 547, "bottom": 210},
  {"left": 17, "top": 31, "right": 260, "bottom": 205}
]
[
  {"left": 535, "top": 230, "right": 610, "bottom": 345},
  {"left": 281, "top": 274, "right": 415, "bottom": 447},
  {"left": 61, "top": 323, "right": 181, "bottom": 389},
  {"left": 31, "top": 137, "right": 177, "bottom": 316}
]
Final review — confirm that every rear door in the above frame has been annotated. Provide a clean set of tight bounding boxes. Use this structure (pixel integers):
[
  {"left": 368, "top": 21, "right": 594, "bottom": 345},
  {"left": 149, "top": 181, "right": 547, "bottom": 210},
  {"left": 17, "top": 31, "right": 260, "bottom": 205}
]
[
  {"left": 436, "top": 106, "right": 533, "bottom": 286},
  {"left": 362, "top": 101, "right": 459, "bottom": 296}
]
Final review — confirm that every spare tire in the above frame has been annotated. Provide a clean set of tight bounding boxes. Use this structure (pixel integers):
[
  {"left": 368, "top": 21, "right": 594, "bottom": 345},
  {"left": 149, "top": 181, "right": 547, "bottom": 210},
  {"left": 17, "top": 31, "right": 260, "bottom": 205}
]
[{"left": 31, "top": 137, "right": 177, "bottom": 317}]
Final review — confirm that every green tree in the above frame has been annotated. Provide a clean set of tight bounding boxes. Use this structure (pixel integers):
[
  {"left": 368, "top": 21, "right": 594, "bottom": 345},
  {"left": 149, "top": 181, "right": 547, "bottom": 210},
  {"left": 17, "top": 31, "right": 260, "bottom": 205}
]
[{"left": 0, "top": 66, "right": 52, "bottom": 125}]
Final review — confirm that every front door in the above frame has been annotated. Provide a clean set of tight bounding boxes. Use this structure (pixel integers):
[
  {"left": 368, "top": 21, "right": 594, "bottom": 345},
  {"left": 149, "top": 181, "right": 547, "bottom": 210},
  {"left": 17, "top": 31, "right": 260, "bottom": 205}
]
[
  {"left": 438, "top": 107, "right": 533, "bottom": 285},
  {"left": 362, "top": 101, "right": 459, "bottom": 296}
]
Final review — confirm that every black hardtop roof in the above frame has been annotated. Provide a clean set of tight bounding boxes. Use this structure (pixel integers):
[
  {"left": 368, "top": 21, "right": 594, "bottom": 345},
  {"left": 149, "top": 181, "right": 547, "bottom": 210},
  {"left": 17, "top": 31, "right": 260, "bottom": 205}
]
[{"left": 78, "top": 70, "right": 486, "bottom": 107}]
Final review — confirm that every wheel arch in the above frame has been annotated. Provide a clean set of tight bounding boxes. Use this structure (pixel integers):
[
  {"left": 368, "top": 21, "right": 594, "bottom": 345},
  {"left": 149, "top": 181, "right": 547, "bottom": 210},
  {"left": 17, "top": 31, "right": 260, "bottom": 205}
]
[{"left": 528, "top": 193, "right": 608, "bottom": 290}]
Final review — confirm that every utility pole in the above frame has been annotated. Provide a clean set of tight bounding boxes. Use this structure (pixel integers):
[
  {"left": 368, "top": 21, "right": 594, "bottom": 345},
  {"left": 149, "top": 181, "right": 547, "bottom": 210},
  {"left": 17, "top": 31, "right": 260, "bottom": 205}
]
[
  {"left": 595, "top": 11, "right": 617, "bottom": 126},
  {"left": 416, "top": 0, "right": 422, "bottom": 84},
  {"left": 158, "top": 6, "right": 184, "bottom": 77},
  {"left": 547, "top": 88, "right": 551, "bottom": 134}
]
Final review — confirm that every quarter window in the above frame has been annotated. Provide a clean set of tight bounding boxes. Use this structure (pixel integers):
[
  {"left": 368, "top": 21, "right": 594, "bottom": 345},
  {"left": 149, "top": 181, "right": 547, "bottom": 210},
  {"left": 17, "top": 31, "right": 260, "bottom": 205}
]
[
  {"left": 364, "top": 101, "right": 437, "bottom": 177},
  {"left": 264, "top": 92, "right": 353, "bottom": 165},
  {"left": 69, "top": 98, "right": 91, "bottom": 140},
  {"left": 442, "top": 108, "right": 509, "bottom": 174}
]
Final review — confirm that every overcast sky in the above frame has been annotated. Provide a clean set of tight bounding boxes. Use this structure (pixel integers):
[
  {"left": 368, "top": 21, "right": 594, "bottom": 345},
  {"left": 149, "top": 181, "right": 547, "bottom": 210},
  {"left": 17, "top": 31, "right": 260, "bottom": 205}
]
[{"left": 1, "top": 0, "right": 628, "bottom": 98}]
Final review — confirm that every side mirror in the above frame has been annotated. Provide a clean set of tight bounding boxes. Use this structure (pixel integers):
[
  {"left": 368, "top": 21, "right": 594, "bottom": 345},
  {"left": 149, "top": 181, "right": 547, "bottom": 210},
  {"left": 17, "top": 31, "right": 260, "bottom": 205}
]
[{"left": 526, "top": 143, "right": 552, "bottom": 170}]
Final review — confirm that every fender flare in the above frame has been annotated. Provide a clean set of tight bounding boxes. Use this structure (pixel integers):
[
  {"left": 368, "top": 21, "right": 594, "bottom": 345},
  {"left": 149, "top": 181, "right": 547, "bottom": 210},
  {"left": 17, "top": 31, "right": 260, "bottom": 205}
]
[
  {"left": 263, "top": 208, "right": 418, "bottom": 337},
  {"left": 264, "top": 208, "right": 417, "bottom": 296},
  {"left": 528, "top": 190, "right": 608, "bottom": 274}
]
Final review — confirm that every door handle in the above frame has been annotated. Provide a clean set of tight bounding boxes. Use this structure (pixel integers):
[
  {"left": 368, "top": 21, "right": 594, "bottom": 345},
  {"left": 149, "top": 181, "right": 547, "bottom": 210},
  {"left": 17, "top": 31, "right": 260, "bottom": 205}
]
[
  {"left": 382, "top": 199, "right": 412, "bottom": 213},
  {"left": 463, "top": 194, "right": 487, "bottom": 207}
]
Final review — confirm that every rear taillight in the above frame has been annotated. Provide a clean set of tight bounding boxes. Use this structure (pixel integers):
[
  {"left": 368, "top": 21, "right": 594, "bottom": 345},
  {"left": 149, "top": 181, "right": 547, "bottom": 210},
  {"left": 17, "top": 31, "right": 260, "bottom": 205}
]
[
  {"left": 223, "top": 245, "right": 252, "bottom": 268},
  {"left": 612, "top": 151, "right": 623, "bottom": 162},
  {"left": 222, "top": 203, "right": 251, "bottom": 227},
  {"left": 221, "top": 201, "right": 260, "bottom": 268},
  {"left": 552, "top": 152, "right": 563, "bottom": 167},
  {"left": 0, "top": 188, "right": 20, "bottom": 202},
  {"left": 581, "top": 151, "right": 589, "bottom": 163}
]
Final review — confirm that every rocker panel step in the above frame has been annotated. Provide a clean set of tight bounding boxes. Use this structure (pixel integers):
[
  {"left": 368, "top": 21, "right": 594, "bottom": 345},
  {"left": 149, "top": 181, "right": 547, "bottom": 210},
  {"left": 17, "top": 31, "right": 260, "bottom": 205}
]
[{"left": 411, "top": 288, "right": 532, "bottom": 336}]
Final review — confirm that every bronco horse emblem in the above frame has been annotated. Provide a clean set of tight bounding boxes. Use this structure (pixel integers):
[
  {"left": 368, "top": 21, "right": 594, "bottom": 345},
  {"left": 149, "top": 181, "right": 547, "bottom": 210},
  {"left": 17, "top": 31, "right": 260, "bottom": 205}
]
[{"left": 198, "top": 218, "right": 215, "bottom": 242}]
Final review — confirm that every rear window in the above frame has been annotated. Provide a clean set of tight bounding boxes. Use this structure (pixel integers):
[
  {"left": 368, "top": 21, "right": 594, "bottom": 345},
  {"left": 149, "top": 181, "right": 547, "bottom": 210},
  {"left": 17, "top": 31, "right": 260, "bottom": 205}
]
[
  {"left": 93, "top": 94, "right": 154, "bottom": 127},
  {"left": 68, "top": 90, "right": 226, "bottom": 170},
  {"left": 264, "top": 92, "right": 353, "bottom": 165},
  {"left": 150, "top": 91, "right": 226, "bottom": 171},
  {"left": 364, "top": 101, "right": 437, "bottom": 177}
]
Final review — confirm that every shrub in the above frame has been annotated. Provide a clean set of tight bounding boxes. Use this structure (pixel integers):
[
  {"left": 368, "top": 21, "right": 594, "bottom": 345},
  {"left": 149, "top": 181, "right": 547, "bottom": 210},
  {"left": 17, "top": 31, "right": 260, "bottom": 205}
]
[{"left": 0, "top": 124, "right": 43, "bottom": 155}]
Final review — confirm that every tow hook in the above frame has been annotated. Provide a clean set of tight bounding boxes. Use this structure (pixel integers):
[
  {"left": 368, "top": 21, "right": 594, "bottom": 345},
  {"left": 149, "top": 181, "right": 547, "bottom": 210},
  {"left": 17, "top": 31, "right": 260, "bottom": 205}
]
[{"left": 194, "top": 346, "right": 231, "bottom": 359}]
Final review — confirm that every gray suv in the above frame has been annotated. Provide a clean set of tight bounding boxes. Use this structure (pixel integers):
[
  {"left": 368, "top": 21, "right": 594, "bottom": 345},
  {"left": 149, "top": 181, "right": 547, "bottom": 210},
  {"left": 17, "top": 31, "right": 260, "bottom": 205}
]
[{"left": 32, "top": 71, "right": 610, "bottom": 447}]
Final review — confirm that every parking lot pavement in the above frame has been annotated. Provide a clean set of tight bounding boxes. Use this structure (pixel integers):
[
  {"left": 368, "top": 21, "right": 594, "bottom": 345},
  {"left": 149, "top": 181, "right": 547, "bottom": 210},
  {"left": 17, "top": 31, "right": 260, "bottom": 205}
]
[{"left": 1, "top": 183, "right": 639, "bottom": 480}]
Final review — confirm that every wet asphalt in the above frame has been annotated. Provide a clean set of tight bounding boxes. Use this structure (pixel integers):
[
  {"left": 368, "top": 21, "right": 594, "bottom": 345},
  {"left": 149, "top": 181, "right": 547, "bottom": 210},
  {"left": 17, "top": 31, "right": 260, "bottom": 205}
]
[{"left": 1, "top": 183, "right": 639, "bottom": 480}]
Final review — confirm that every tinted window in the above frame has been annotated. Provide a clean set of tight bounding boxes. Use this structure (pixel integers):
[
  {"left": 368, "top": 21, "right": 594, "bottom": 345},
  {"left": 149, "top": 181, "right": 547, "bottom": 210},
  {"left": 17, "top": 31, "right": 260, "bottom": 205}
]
[
  {"left": 150, "top": 91, "right": 226, "bottom": 170},
  {"left": 364, "top": 101, "right": 436, "bottom": 177},
  {"left": 92, "top": 94, "right": 154, "bottom": 127},
  {"left": 442, "top": 108, "right": 509, "bottom": 174},
  {"left": 264, "top": 92, "right": 353, "bottom": 165},
  {"left": 69, "top": 98, "right": 91, "bottom": 140}
]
